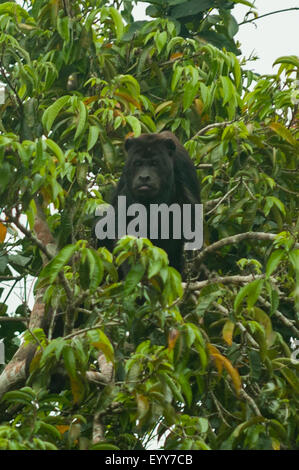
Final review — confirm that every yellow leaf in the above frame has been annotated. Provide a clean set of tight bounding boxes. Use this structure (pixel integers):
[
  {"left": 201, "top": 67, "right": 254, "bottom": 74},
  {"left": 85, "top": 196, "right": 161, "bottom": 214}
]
[
  {"left": 222, "top": 320, "right": 235, "bottom": 346},
  {"left": 268, "top": 122, "right": 297, "bottom": 146},
  {"left": 114, "top": 91, "right": 141, "bottom": 109},
  {"left": 155, "top": 100, "right": 173, "bottom": 115},
  {"left": 70, "top": 377, "right": 85, "bottom": 404},
  {"left": 0, "top": 222, "right": 7, "bottom": 243},
  {"left": 207, "top": 343, "right": 242, "bottom": 395},
  {"left": 56, "top": 425, "right": 70, "bottom": 435},
  {"left": 170, "top": 52, "right": 183, "bottom": 61},
  {"left": 221, "top": 355, "right": 242, "bottom": 395},
  {"left": 272, "top": 438, "right": 280, "bottom": 450},
  {"left": 194, "top": 98, "right": 204, "bottom": 116},
  {"left": 207, "top": 343, "right": 223, "bottom": 375},
  {"left": 168, "top": 328, "right": 180, "bottom": 351}
]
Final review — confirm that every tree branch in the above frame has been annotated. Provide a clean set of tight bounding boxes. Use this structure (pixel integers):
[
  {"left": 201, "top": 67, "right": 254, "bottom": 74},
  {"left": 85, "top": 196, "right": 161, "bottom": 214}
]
[
  {"left": 9, "top": 216, "right": 53, "bottom": 260},
  {"left": 186, "top": 274, "right": 266, "bottom": 291},
  {"left": 0, "top": 46, "right": 23, "bottom": 115},
  {"left": 0, "top": 203, "right": 57, "bottom": 398},
  {"left": 196, "top": 232, "right": 299, "bottom": 265},
  {"left": 92, "top": 354, "right": 114, "bottom": 445},
  {"left": 205, "top": 181, "right": 241, "bottom": 216},
  {"left": 0, "top": 316, "right": 28, "bottom": 323},
  {"left": 238, "top": 8, "right": 299, "bottom": 26},
  {"left": 239, "top": 389, "right": 262, "bottom": 416},
  {"left": 191, "top": 120, "right": 236, "bottom": 140}
]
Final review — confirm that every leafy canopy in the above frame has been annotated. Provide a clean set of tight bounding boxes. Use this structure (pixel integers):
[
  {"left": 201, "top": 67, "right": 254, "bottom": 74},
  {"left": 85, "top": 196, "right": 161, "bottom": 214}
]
[{"left": 0, "top": 0, "right": 298, "bottom": 451}]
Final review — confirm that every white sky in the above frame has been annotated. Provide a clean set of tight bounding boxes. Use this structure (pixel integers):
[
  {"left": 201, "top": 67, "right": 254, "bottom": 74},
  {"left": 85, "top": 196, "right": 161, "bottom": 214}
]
[{"left": 132, "top": 0, "right": 299, "bottom": 75}]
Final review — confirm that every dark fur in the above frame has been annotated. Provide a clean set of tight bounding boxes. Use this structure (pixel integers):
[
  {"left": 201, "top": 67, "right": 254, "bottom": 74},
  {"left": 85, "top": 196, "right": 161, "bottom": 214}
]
[{"left": 98, "top": 132, "right": 200, "bottom": 273}]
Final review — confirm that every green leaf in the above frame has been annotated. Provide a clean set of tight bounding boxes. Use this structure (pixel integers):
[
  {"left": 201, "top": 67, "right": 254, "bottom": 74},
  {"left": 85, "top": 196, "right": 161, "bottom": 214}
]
[
  {"left": 87, "top": 125, "right": 101, "bottom": 151},
  {"left": 91, "top": 443, "right": 120, "bottom": 450},
  {"left": 171, "top": 65, "right": 183, "bottom": 92},
  {"left": 220, "top": 76, "right": 233, "bottom": 105},
  {"left": 183, "top": 82, "right": 199, "bottom": 111},
  {"left": 227, "top": 14, "right": 238, "bottom": 38},
  {"left": 109, "top": 7, "right": 124, "bottom": 41},
  {"left": 279, "top": 368, "right": 299, "bottom": 393},
  {"left": 171, "top": 0, "right": 213, "bottom": 18},
  {"left": 87, "top": 249, "right": 104, "bottom": 291},
  {"left": 268, "top": 122, "right": 297, "bottom": 146},
  {"left": 57, "top": 16, "right": 70, "bottom": 42},
  {"left": 42, "top": 96, "right": 70, "bottom": 133},
  {"left": 162, "top": 267, "right": 183, "bottom": 305},
  {"left": 155, "top": 31, "right": 167, "bottom": 54},
  {"left": 39, "top": 244, "right": 77, "bottom": 285},
  {"left": 45, "top": 139, "right": 65, "bottom": 164},
  {"left": 63, "top": 345, "right": 77, "bottom": 379},
  {"left": 38, "top": 422, "right": 62, "bottom": 441},
  {"left": 273, "top": 55, "right": 299, "bottom": 69},
  {"left": 74, "top": 101, "right": 87, "bottom": 140},
  {"left": 184, "top": 323, "right": 207, "bottom": 371},
  {"left": 87, "top": 329, "right": 114, "bottom": 363},
  {"left": 234, "top": 279, "right": 264, "bottom": 312},
  {"left": 40, "top": 338, "right": 64, "bottom": 367},
  {"left": 289, "top": 249, "right": 299, "bottom": 272},
  {"left": 178, "top": 374, "right": 192, "bottom": 407},
  {"left": 266, "top": 249, "right": 285, "bottom": 278},
  {"left": 0, "top": 2, "right": 30, "bottom": 20},
  {"left": 265, "top": 281, "right": 280, "bottom": 316},
  {"left": 264, "top": 196, "right": 286, "bottom": 217},
  {"left": 160, "top": 371, "right": 184, "bottom": 403},
  {"left": 233, "top": 56, "right": 242, "bottom": 91},
  {"left": 248, "top": 350, "right": 262, "bottom": 380},
  {"left": 2, "top": 390, "right": 36, "bottom": 405},
  {"left": 125, "top": 115, "right": 141, "bottom": 137},
  {"left": 251, "top": 307, "right": 275, "bottom": 347},
  {"left": 123, "top": 263, "right": 145, "bottom": 295},
  {"left": 230, "top": 0, "right": 255, "bottom": 7}
]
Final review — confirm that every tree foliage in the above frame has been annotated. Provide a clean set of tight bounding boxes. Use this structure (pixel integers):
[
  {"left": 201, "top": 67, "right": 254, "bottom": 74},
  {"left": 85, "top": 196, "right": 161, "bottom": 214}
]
[{"left": 0, "top": 0, "right": 298, "bottom": 450}]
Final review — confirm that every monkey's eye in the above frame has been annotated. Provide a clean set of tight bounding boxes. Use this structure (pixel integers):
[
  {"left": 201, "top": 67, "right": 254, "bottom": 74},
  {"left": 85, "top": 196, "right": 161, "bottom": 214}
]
[
  {"left": 135, "top": 160, "right": 143, "bottom": 167},
  {"left": 151, "top": 160, "right": 158, "bottom": 166}
]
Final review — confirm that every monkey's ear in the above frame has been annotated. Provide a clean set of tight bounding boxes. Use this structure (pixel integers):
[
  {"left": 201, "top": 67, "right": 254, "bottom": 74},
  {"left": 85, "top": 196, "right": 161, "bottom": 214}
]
[
  {"left": 164, "top": 138, "right": 176, "bottom": 155},
  {"left": 125, "top": 137, "right": 135, "bottom": 152}
]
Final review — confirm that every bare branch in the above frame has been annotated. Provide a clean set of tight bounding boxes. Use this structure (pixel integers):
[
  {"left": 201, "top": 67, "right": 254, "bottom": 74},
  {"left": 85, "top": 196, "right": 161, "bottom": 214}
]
[
  {"left": 92, "top": 354, "right": 114, "bottom": 445},
  {"left": 196, "top": 232, "right": 299, "bottom": 265},
  {"left": 186, "top": 274, "right": 266, "bottom": 291},
  {"left": 0, "top": 316, "right": 27, "bottom": 323},
  {"left": 240, "top": 389, "right": 262, "bottom": 416},
  {"left": 205, "top": 181, "right": 241, "bottom": 216},
  {"left": 239, "top": 8, "right": 299, "bottom": 26},
  {"left": 191, "top": 120, "right": 236, "bottom": 140},
  {"left": 259, "top": 296, "right": 299, "bottom": 337},
  {"left": 9, "top": 215, "right": 53, "bottom": 260}
]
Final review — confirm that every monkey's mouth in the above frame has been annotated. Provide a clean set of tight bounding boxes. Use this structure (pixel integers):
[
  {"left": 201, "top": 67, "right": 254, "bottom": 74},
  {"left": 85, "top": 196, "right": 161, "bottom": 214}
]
[{"left": 136, "top": 185, "right": 153, "bottom": 191}]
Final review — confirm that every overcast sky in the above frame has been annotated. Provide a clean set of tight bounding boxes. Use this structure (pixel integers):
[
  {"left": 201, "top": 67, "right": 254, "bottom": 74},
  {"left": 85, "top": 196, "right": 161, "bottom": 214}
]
[{"left": 132, "top": 0, "right": 299, "bottom": 75}]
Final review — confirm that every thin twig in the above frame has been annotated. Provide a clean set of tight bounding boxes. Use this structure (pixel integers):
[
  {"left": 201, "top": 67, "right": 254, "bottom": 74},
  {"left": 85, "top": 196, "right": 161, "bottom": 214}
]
[
  {"left": 196, "top": 232, "right": 299, "bottom": 266},
  {"left": 205, "top": 181, "right": 241, "bottom": 216},
  {"left": 276, "top": 183, "right": 299, "bottom": 197},
  {"left": 186, "top": 274, "right": 266, "bottom": 291},
  {"left": 0, "top": 46, "right": 23, "bottom": 115},
  {"left": 0, "top": 316, "right": 28, "bottom": 323},
  {"left": 259, "top": 296, "right": 299, "bottom": 337},
  {"left": 9, "top": 216, "right": 52, "bottom": 259},
  {"left": 191, "top": 120, "right": 236, "bottom": 140},
  {"left": 238, "top": 8, "right": 299, "bottom": 26},
  {"left": 239, "top": 389, "right": 262, "bottom": 416}
]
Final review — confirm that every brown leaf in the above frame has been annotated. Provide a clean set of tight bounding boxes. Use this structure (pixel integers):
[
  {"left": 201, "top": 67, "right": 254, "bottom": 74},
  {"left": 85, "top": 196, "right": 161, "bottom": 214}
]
[
  {"left": 0, "top": 222, "right": 7, "bottom": 243},
  {"left": 168, "top": 328, "right": 180, "bottom": 351}
]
